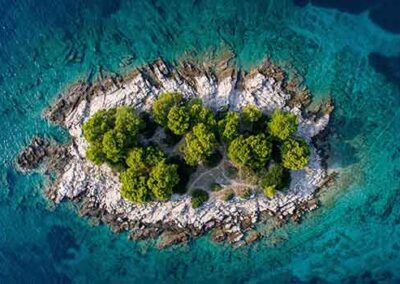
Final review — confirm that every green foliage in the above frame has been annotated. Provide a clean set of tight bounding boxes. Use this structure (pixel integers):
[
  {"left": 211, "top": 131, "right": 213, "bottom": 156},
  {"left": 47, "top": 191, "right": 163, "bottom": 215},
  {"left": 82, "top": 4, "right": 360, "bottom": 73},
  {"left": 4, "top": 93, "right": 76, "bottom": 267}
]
[
  {"left": 83, "top": 107, "right": 142, "bottom": 165},
  {"left": 218, "top": 111, "right": 240, "bottom": 142},
  {"left": 267, "top": 109, "right": 298, "bottom": 140},
  {"left": 167, "top": 106, "right": 190, "bottom": 135},
  {"left": 126, "top": 146, "right": 165, "bottom": 172},
  {"left": 114, "top": 106, "right": 143, "bottom": 139},
  {"left": 263, "top": 185, "right": 277, "bottom": 198},
  {"left": 147, "top": 161, "right": 179, "bottom": 201},
  {"left": 82, "top": 109, "right": 116, "bottom": 144},
  {"left": 226, "top": 166, "right": 238, "bottom": 178},
  {"left": 227, "top": 134, "right": 272, "bottom": 170},
  {"left": 85, "top": 143, "right": 106, "bottom": 165},
  {"left": 188, "top": 99, "right": 217, "bottom": 130},
  {"left": 242, "top": 105, "right": 262, "bottom": 123},
  {"left": 260, "top": 164, "right": 290, "bottom": 192},
  {"left": 152, "top": 92, "right": 183, "bottom": 126},
  {"left": 183, "top": 123, "right": 217, "bottom": 166},
  {"left": 102, "top": 130, "right": 127, "bottom": 163},
  {"left": 120, "top": 168, "right": 150, "bottom": 203},
  {"left": 210, "top": 183, "right": 222, "bottom": 192},
  {"left": 191, "top": 189, "right": 209, "bottom": 208},
  {"left": 281, "top": 138, "right": 310, "bottom": 170}
]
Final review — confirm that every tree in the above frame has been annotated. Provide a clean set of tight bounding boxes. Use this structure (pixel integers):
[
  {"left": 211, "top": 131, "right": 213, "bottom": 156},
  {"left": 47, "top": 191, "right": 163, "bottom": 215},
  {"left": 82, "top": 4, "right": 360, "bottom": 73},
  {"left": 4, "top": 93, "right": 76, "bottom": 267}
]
[
  {"left": 167, "top": 106, "right": 190, "bottom": 135},
  {"left": 114, "top": 106, "right": 143, "bottom": 144},
  {"left": 218, "top": 111, "right": 240, "bottom": 142},
  {"left": 126, "top": 146, "right": 166, "bottom": 172},
  {"left": 281, "top": 138, "right": 310, "bottom": 170},
  {"left": 188, "top": 99, "right": 217, "bottom": 130},
  {"left": 82, "top": 109, "right": 116, "bottom": 144},
  {"left": 227, "top": 134, "right": 272, "bottom": 170},
  {"left": 152, "top": 92, "right": 183, "bottom": 126},
  {"left": 147, "top": 161, "right": 179, "bottom": 201},
  {"left": 267, "top": 109, "right": 298, "bottom": 140},
  {"left": 120, "top": 168, "right": 150, "bottom": 203},
  {"left": 242, "top": 105, "right": 262, "bottom": 123},
  {"left": 102, "top": 130, "right": 127, "bottom": 163},
  {"left": 191, "top": 189, "right": 209, "bottom": 208},
  {"left": 184, "top": 123, "right": 217, "bottom": 166},
  {"left": 85, "top": 143, "right": 106, "bottom": 165},
  {"left": 260, "top": 164, "right": 290, "bottom": 192}
]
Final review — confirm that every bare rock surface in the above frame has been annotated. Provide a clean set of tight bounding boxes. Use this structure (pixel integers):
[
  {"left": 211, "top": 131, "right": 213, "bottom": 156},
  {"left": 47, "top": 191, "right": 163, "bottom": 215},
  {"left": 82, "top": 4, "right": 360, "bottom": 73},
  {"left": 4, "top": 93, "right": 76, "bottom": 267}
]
[{"left": 17, "top": 58, "right": 333, "bottom": 248}]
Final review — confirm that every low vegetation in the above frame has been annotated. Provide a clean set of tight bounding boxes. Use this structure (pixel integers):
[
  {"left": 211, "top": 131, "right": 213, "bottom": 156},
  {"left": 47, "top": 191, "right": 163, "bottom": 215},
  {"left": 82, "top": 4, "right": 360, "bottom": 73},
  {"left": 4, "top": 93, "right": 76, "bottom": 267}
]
[{"left": 82, "top": 92, "right": 311, "bottom": 207}]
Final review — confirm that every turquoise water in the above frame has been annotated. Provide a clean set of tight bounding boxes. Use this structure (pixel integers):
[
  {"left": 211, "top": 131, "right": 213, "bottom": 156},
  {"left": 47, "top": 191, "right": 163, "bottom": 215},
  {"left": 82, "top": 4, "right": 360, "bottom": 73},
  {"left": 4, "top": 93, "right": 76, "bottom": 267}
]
[{"left": 1, "top": 0, "right": 400, "bottom": 282}]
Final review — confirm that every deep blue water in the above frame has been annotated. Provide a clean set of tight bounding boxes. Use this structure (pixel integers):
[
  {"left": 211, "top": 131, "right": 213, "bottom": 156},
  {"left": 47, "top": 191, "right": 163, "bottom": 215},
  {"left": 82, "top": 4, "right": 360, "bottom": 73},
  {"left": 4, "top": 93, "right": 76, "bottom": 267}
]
[{"left": 1, "top": 0, "right": 400, "bottom": 283}]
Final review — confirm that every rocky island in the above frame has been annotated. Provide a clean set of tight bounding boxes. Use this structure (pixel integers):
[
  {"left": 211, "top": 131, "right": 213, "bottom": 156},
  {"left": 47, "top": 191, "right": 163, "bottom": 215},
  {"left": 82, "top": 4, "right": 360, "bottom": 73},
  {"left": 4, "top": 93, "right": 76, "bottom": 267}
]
[{"left": 17, "top": 57, "right": 334, "bottom": 249}]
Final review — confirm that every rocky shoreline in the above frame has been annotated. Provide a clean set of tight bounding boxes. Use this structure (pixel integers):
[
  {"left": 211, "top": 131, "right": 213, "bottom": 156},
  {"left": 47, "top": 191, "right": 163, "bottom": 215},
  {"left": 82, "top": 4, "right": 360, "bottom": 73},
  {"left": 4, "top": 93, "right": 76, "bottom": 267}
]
[{"left": 17, "top": 57, "right": 334, "bottom": 248}]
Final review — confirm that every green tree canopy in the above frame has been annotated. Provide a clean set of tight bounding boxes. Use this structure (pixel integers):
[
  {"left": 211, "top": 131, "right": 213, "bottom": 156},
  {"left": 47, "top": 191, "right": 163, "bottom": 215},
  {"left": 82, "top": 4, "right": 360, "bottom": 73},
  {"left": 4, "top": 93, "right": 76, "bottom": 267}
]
[
  {"left": 260, "top": 164, "right": 290, "bottom": 192},
  {"left": 152, "top": 92, "right": 183, "bottom": 126},
  {"left": 114, "top": 106, "right": 143, "bottom": 141},
  {"left": 242, "top": 105, "right": 262, "bottom": 123},
  {"left": 218, "top": 111, "right": 240, "bottom": 142},
  {"left": 188, "top": 99, "right": 217, "bottom": 129},
  {"left": 227, "top": 133, "right": 272, "bottom": 170},
  {"left": 83, "top": 107, "right": 142, "bottom": 165},
  {"left": 120, "top": 168, "right": 150, "bottom": 203},
  {"left": 281, "top": 138, "right": 310, "bottom": 170},
  {"left": 183, "top": 123, "right": 217, "bottom": 166},
  {"left": 82, "top": 109, "right": 116, "bottom": 144},
  {"left": 267, "top": 109, "right": 298, "bottom": 140},
  {"left": 147, "top": 161, "right": 179, "bottom": 201},
  {"left": 126, "top": 146, "right": 165, "bottom": 172},
  {"left": 167, "top": 105, "right": 190, "bottom": 135}
]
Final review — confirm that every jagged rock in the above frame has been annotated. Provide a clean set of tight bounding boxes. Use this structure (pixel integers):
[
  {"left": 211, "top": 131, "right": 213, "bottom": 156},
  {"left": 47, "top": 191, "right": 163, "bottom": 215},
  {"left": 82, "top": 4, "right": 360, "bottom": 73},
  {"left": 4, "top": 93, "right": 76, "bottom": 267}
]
[{"left": 157, "top": 230, "right": 189, "bottom": 249}]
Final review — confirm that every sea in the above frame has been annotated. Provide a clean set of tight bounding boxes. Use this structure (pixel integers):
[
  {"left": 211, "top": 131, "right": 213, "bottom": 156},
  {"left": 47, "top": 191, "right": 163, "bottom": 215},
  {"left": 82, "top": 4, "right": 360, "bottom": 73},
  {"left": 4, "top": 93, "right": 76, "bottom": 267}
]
[{"left": 0, "top": 0, "right": 400, "bottom": 283}]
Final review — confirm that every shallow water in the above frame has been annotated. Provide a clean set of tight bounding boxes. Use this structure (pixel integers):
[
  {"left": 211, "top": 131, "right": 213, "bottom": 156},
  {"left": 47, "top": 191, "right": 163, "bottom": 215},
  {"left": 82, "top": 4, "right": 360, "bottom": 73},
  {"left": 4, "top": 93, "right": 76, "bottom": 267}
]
[{"left": 0, "top": 0, "right": 400, "bottom": 282}]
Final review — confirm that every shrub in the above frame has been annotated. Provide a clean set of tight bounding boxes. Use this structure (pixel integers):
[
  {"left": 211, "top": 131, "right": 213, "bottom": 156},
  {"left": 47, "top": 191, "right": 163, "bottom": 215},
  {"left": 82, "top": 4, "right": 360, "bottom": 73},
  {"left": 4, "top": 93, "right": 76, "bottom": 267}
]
[
  {"left": 260, "top": 164, "right": 290, "bottom": 192},
  {"left": 205, "top": 151, "right": 223, "bottom": 168},
  {"left": 267, "top": 109, "right": 298, "bottom": 140},
  {"left": 227, "top": 134, "right": 272, "bottom": 170},
  {"left": 263, "top": 186, "right": 277, "bottom": 198},
  {"left": 210, "top": 183, "right": 222, "bottom": 192},
  {"left": 281, "top": 138, "right": 310, "bottom": 170},
  {"left": 152, "top": 92, "right": 183, "bottom": 126},
  {"left": 191, "top": 189, "right": 209, "bottom": 208},
  {"left": 226, "top": 166, "right": 238, "bottom": 178}
]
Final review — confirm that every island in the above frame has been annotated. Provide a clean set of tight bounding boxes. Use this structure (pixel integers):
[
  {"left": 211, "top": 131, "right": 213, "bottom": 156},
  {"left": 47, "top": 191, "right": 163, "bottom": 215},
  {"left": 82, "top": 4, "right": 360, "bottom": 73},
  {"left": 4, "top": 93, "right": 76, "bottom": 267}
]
[{"left": 17, "top": 57, "right": 334, "bottom": 248}]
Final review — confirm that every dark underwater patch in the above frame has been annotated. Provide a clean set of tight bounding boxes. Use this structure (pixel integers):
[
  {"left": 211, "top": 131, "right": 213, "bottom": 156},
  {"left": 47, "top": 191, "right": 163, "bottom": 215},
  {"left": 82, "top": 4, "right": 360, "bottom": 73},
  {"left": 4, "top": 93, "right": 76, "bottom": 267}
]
[
  {"left": 368, "top": 52, "right": 400, "bottom": 88},
  {"left": 46, "top": 225, "right": 79, "bottom": 263},
  {"left": 293, "top": 0, "right": 400, "bottom": 34}
]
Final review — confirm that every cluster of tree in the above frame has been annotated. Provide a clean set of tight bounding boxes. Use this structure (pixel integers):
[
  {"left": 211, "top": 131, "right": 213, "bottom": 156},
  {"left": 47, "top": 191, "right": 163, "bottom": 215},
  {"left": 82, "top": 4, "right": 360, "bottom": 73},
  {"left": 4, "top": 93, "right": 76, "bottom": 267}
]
[
  {"left": 83, "top": 107, "right": 143, "bottom": 168},
  {"left": 83, "top": 107, "right": 179, "bottom": 203},
  {"left": 152, "top": 93, "right": 218, "bottom": 166},
  {"left": 83, "top": 93, "right": 312, "bottom": 206},
  {"left": 221, "top": 107, "right": 310, "bottom": 198}
]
